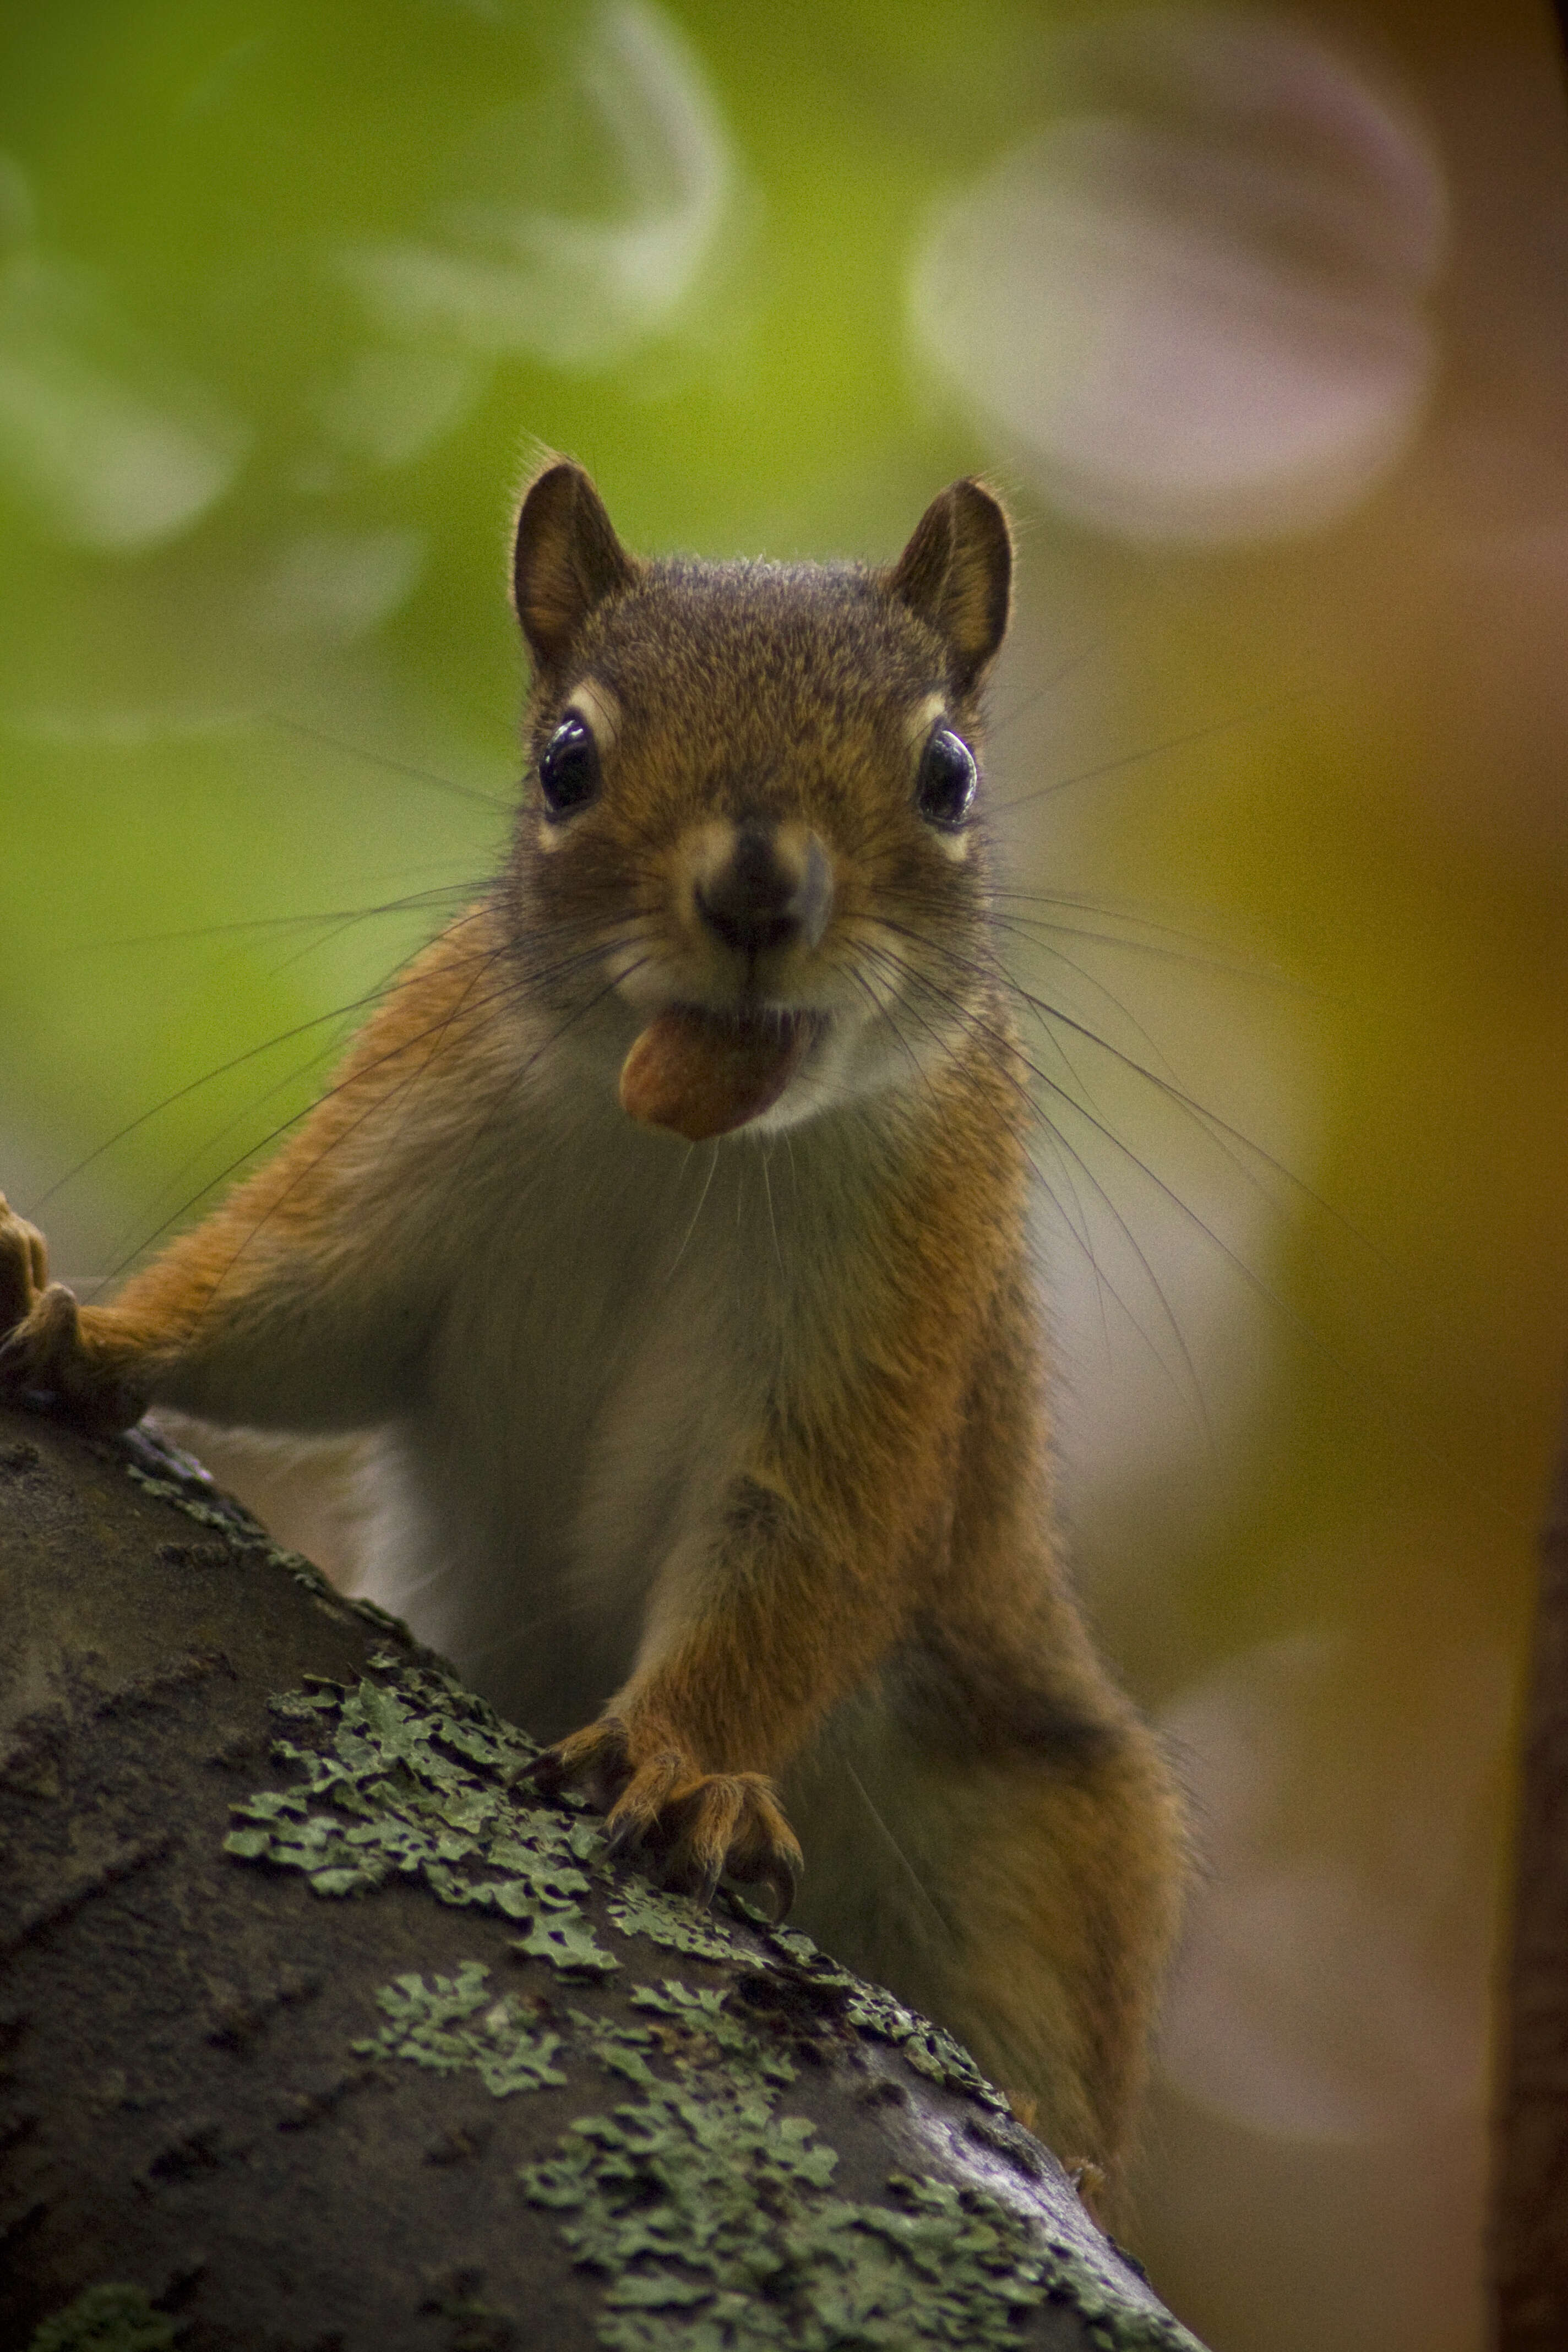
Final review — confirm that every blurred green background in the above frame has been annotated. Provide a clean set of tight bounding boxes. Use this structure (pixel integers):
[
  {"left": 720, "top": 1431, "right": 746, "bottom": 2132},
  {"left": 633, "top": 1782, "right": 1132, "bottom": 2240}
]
[{"left": 4, "top": 4, "right": 1568, "bottom": 2347}]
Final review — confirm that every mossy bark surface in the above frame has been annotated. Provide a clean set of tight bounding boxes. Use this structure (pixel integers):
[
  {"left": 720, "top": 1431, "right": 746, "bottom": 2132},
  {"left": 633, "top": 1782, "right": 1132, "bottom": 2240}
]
[{"left": 0, "top": 1403, "right": 1206, "bottom": 2352}]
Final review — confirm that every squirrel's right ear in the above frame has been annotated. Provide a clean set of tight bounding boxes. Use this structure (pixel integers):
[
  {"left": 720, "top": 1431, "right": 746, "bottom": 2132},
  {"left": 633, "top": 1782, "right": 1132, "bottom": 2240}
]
[
  {"left": 512, "top": 460, "right": 643, "bottom": 673},
  {"left": 886, "top": 479, "right": 1012, "bottom": 695}
]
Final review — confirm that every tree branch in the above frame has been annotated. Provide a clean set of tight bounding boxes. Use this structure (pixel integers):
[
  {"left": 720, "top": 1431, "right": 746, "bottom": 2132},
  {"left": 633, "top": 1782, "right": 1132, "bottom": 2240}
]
[
  {"left": 0, "top": 1404, "right": 1205, "bottom": 2351},
  {"left": 1490, "top": 1389, "right": 1568, "bottom": 2351}
]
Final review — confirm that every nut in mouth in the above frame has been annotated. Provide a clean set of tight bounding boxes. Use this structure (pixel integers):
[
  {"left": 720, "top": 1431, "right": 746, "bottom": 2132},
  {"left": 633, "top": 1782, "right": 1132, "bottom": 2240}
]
[{"left": 618, "top": 1005, "right": 825, "bottom": 1141}]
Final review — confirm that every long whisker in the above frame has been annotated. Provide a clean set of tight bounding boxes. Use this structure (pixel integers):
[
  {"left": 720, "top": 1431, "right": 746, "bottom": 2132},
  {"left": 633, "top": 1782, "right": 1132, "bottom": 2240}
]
[
  {"left": 46, "top": 881, "right": 484, "bottom": 963},
  {"left": 879, "top": 900, "right": 1351, "bottom": 1244},
  {"left": 840, "top": 1756, "right": 960, "bottom": 1948},
  {"left": 100, "top": 928, "right": 646, "bottom": 1283},
  {"left": 993, "top": 689, "right": 1311, "bottom": 813},
  {"left": 666, "top": 1142, "right": 721, "bottom": 1282},
  {"left": 891, "top": 906, "right": 1186, "bottom": 1097},
  {"left": 100, "top": 968, "right": 514, "bottom": 1281},
  {"left": 982, "top": 622, "right": 1118, "bottom": 746},
  {"left": 856, "top": 935, "right": 1218, "bottom": 1431},
  {"left": 97, "top": 1029, "right": 354, "bottom": 1276},
  {"left": 759, "top": 1146, "right": 783, "bottom": 1277},
  {"left": 27, "top": 903, "right": 498, "bottom": 1215},
  {"left": 258, "top": 889, "right": 484, "bottom": 984},
  {"left": 986, "top": 903, "right": 1310, "bottom": 993},
  {"left": 852, "top": 935, "right": 1098, "bottom": 1277},
  {"left": 106, "top": 906, "right": 629, "bottom": 1256},
  {"left": 421, "top": 956, "right": 654, "bottom": 1246},
  {"left": 268, "top": 713, "right": 512, "bottom": 812},
  {"left": 41, "top": 900, "right": 652, "bottom": 1231}
]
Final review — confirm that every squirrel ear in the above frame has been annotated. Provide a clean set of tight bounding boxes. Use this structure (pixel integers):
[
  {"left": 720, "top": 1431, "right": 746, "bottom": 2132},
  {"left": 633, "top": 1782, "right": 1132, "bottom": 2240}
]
[
  {"left": 512, "top": 459, "right": 642, "bottom": 672},
  {"left": 886, "top": 479, "right": 1012, "bottom": 693}
]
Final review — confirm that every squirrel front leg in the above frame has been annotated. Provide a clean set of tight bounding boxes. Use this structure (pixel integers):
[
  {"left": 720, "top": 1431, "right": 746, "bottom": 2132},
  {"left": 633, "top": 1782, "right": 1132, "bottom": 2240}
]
[
  {"left": 0, "top": 915, "right": 492, "bottom": 1434},
  {"left": 532, "top": 1389, "right": 961, "bottom": 1918},
  {"left": 533, "top": 1098, "right": 1017, "bottom": 1916},
  {"left": 0, "top": 1137, "right": 426, "bottom": 1438}
]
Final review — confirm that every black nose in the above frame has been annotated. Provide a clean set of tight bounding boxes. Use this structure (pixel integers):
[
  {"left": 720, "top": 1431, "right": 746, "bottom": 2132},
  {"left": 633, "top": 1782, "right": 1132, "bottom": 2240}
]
[{"left": 695, "top": 826, "right": 831, "bottom": 957}]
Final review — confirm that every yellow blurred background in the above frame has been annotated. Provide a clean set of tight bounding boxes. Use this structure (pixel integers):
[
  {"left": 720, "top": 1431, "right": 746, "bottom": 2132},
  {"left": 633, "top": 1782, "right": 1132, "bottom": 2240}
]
[{"left": 3, "top": 3, "right": 1567, "bottom": 2345}]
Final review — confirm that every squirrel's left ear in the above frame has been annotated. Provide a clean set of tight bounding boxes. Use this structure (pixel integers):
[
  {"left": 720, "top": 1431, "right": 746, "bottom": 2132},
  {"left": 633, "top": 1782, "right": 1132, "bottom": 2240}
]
[
  {"left": 513, "top": 459, "right": 643, "bottom": 673},
  {"left": 886, "top": 479, "right": 1012, "bottom": 694}
]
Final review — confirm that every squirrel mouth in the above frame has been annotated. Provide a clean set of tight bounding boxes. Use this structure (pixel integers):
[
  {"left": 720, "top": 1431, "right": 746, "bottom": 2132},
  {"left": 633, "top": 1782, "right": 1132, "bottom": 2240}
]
[{"left": 618, "top": 1005, "right": 821, "bottom": 1141}]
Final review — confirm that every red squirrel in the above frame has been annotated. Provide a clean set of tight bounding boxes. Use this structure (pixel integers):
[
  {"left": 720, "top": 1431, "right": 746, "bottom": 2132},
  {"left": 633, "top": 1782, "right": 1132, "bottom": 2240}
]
[{"left": 0, "top": 460, "right": 1184, "bottom": 2206}]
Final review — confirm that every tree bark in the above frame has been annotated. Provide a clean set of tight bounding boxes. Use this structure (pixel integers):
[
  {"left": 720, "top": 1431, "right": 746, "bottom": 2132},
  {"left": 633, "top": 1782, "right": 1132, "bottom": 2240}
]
[
  {"left": 0, "top": 1403, "right": 1205, "bottom": 2352},
  {"left": 1490, "top": 1395, "right": 1568, "bottom": 2351}
]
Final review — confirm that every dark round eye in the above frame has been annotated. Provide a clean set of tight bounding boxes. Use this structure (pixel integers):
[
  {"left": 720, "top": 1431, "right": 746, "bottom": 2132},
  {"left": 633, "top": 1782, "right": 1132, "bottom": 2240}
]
[
  {"left": 915, "top": 727, "right": 977, "bottom": 829},
  {"left": 538, "top": 714, "right": 601, "bottom": 817}
]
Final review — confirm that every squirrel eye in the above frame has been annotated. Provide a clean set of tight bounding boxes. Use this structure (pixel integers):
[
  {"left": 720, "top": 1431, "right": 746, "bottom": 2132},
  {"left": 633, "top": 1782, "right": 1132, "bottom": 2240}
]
[
  {"left": 539, "top": 714, "right": 601, "bottom": 817},
  {"left": 915, "top": 727, "right": 977, "bottom": 829}
]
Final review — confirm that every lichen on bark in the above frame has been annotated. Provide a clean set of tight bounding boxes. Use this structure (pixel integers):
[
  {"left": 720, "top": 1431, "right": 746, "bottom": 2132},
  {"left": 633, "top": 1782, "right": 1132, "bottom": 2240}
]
[{"left": 2, "top": 1407, "right": 1207, "bottom": 2352}]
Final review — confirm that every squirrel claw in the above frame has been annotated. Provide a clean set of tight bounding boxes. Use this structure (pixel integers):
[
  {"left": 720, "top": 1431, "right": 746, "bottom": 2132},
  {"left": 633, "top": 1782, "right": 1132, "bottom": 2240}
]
[
  {"left": 524, "top": 1716, "right": 635, "bottom": 1815},
  {"left": 601, "top": 1805, "right": 662, "bottom": 1868},
  {"left": 753, "top": 1849, "right": 801, "bottom": 1924},
  {"left": 537, "top": 1712, "right": 803, "bottom": 1915},
  {"left": 733, "top": 1832, "right": 801, "bottom": 1925},
  {"left": 515, "top": 1744, "right": 568, "bottom": 1796},
  {"left": 614, "top": 1764, "right": 803, "bottom": 1919}
]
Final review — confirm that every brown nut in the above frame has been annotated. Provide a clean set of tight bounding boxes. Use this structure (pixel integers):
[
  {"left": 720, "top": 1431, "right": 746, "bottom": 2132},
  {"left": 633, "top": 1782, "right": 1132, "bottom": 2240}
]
[{"left": 618, "top": 1007, "right": 815, "bottom": 1141}]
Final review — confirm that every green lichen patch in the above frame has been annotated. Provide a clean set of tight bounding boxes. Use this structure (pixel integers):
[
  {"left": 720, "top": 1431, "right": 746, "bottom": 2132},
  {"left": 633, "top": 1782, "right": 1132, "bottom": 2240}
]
[
  {"left": 213, "top": 1649, "right": 1197, "bottom": 2348},
  {"left": 226, "top": 1660, "right": 1030, "bottom": 2154},
  {"left": 570, "top": 2013, "right": 662, "bottom": 2087},
  {"left": 511, "top": 1913, "right": 621, "bottom": 1978},
  {"left": 523, "top": 2056, "right": 1202, "bottom": 2352},
  {"left": 629, "top": 1980, "right": 796, "bottom": 2088},
  {"left": 766, "top": 1927, "right": 1010, "bottom": 2117},
  {"left": 352, "top": 1962, "right": 569, "bottom": 2095},
  {"left": 511, "top": 1969, "right": 1191, "bottom": 2351},
  {"left": 607, "top": 1880, "right": 745, "bottom": 1963},
  {"left": 521, "top": 2075, "right": 836, "bottom": 2345},
  {"left": 519, "top": 2073, "right": 1065, "bottom": 2352},
  {"left": 353, "top": 1964, "right": 807, "bottom": 2113},
  {"left": 26, "top": 2282, "right": 177, "bottom": 2352},
  {"left": 223, "top": 1659, "right": 616, "bottom": 1977}
]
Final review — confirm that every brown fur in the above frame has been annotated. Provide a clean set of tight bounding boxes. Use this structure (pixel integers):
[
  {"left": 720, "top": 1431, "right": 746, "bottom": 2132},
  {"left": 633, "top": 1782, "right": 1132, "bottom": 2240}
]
[{"left": 0, "top": 460, "right": 1184, "bottom": 2219}]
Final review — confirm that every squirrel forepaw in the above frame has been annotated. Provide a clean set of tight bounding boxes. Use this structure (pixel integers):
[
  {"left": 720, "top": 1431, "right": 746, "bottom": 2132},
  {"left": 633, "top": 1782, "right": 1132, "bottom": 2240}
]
[
  {"left": 0, "top": 1194, "right": 49, "bottom": 1336},
  {"left": 0, "top": 1204, "right": 143, "bottom": 1433},
  {"left": 528, "top": 1714, "right": 803, "bottom": 1921},
  {"left": 608, "top": 1765, "right": 803, "bottom": 1921}
]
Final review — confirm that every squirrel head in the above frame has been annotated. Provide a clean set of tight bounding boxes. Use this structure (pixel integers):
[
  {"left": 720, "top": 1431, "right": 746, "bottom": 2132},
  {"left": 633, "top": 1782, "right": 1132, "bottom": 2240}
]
[{"left": 503, "top": 458, "right": 1013, "bottom": 1141}]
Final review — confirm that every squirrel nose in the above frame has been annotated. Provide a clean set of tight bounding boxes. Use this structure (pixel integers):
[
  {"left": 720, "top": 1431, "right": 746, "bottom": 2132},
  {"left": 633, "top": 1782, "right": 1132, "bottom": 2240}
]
[{"left": 695, "top": 825, "right": 832, "bottom": 957}]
